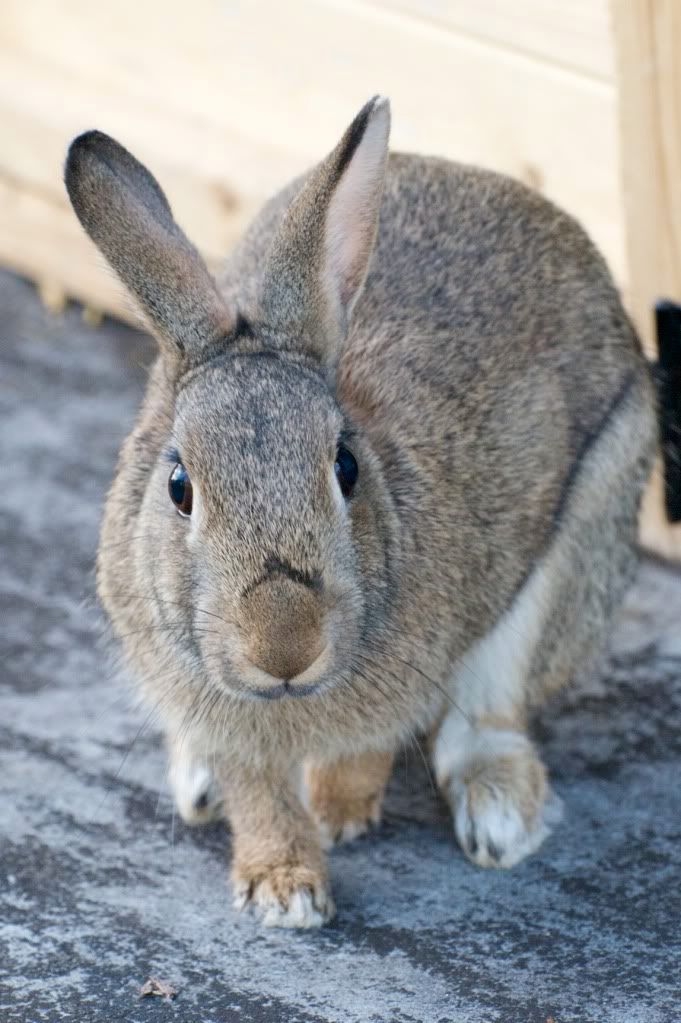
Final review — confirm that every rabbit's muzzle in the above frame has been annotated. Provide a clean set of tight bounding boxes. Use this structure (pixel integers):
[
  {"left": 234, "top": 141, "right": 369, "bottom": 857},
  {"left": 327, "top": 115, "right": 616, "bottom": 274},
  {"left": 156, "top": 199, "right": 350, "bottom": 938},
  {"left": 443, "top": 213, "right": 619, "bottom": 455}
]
[{"left": 237, "top": 576, "right": 327, "bottom": 692}]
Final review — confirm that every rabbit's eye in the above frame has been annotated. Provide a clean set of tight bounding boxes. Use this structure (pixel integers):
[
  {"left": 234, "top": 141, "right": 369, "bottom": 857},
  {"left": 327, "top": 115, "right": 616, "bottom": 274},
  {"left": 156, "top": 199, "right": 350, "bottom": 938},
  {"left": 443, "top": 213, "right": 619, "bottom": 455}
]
[
  {"left": 168, "top": 462, "right": 193, "bottom": 517},
  {"left": 335, "top": 445, "right": 358, "bottom": 499}
]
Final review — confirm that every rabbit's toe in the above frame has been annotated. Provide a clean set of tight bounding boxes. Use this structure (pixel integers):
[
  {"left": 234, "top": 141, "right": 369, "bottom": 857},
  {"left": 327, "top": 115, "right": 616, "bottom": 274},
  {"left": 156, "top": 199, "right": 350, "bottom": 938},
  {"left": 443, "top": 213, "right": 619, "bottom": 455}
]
[
  {"left": 313, "top": 794, "right": 382, "bottom": 849},
  {"left": 169, "top": 757, "right": 223, "bottom": 825},
  {"left": 232, "top": 863, "right": 335, "bottom": 928},
  {"left": 450, "top": 750, "right": 560, "bottom": 869}
]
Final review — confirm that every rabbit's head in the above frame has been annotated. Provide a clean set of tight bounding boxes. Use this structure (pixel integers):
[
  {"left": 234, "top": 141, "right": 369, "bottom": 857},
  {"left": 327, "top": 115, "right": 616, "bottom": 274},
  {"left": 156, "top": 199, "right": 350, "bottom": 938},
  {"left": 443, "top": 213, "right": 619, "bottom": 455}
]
[{"left": 65, "top": 98, "right": 397, "bottom": 701}]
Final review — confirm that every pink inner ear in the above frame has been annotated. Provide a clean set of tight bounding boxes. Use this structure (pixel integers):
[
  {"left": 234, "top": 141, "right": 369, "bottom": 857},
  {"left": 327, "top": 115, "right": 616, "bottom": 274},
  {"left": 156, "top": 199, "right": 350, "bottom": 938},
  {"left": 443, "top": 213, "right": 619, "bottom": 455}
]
[{"left": 323, "top": 101, "right": 390, "bottom": 315}]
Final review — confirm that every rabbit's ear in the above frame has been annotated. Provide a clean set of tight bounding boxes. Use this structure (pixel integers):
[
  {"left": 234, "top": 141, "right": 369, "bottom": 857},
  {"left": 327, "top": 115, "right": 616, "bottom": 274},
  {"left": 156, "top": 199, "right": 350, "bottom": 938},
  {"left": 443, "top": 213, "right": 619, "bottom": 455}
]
[
  {"left": 260, "top": 96, "right": 391, "bottom": 369},
  {"left": 65, "top": 131, "right": 231, "bottom": 361}
]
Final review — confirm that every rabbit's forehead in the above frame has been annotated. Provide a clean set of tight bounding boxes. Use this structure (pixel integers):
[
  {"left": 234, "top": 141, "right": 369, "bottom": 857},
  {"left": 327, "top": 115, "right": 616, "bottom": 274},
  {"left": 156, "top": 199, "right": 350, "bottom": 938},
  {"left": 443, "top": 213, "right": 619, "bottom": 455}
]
[{"left": 175, "top": 358, "right": 342, "bottom": 462}]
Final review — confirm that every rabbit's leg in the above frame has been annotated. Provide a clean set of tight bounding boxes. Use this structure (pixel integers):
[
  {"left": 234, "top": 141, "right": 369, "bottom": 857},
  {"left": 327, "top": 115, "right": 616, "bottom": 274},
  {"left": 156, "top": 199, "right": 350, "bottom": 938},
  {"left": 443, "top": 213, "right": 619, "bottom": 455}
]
[
  {"left": 226, "top": 765, "right": 334, "bottom": 928},
  {"left": 433, "top": 372, "right": 651, "bottom": 868},
  {"left": 167, "top": 730, "right": 223, "bottom": 825},
  {"left": 304, "top": 750, "right": 394, "bottom": 847},
  {"left": 432, "top": 710, "right": 556, "bottom": 868},
  {"left": 433, "top": 373, "right": 650, "bottom": 867},
  {"left": 432, "top": 554, "right": 564, "bottom": 869}
]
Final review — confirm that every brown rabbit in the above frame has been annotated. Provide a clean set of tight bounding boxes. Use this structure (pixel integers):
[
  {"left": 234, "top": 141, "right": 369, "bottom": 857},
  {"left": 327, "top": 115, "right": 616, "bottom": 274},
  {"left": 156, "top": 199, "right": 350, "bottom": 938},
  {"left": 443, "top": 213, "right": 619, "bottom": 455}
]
[{"left": 65, "top": 97, "right": 657, "bottom": 927}]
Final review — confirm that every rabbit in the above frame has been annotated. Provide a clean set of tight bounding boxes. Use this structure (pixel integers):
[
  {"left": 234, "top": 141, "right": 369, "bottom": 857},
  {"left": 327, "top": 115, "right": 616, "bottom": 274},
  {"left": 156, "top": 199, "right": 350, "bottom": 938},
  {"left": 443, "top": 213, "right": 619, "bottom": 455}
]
[{"left": 65, "top": 96, "right": 657, "bottom": 928}]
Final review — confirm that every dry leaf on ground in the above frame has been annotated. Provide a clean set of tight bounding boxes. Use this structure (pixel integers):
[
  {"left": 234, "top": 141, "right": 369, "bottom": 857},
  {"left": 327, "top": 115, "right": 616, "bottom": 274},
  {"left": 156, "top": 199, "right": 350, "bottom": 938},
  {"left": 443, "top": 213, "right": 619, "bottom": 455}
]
[{"left": 138, "top": 977, "right": 178, "bottom": 1001}]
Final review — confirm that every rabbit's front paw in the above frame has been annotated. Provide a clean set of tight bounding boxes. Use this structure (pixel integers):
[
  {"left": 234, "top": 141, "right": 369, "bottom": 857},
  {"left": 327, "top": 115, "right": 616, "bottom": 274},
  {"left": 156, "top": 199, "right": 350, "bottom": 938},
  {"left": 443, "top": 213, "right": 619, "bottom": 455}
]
[
  {"left": 168, "top": 755, "right": 223, "bottom": 826},
  {"left": 232, "top": 861, "right": 335, "bottom": 929},
  {"left": 312, "top": 790, "right": 382, "bottom": 849},
  {"left": 450, "top": 746, "right": 559, "bottom": 869},
  {"left": 304, "top": 751, "right": 392, "bottom": 848}
]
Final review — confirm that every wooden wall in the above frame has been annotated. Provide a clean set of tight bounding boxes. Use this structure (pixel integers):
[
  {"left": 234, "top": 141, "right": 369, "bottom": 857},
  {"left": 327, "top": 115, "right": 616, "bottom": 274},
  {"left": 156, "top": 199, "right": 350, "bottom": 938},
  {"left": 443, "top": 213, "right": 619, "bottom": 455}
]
[
  {"left": 613, "top": 1, "right": 681, "bottom": 558},
  {"left": 0, "top": 0, "right": 622, "bottom": 318}
]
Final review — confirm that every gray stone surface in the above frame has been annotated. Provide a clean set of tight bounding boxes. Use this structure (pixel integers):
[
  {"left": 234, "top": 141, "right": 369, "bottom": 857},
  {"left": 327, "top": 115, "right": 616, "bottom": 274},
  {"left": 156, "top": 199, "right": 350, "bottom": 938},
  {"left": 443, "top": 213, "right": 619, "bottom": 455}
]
[{"left": 1, "top": 268, "right": 680, "bottom": 1023}]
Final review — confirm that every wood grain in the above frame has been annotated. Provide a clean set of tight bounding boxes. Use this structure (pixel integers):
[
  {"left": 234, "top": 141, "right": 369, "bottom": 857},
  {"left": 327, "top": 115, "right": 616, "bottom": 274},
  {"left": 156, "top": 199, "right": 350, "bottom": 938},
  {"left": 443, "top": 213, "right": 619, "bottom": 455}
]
[
  {"left": 613, "top": 0, "right": 681, "bottom": 558},
  {"left": 370, "top": 0, "right": 615, "bottom": 80},
  {"left": 0, "top": 0, "right": 622, "bottom": 322},
  {"left": 613, "top": 0, "right": 681, "bottom": 354}
]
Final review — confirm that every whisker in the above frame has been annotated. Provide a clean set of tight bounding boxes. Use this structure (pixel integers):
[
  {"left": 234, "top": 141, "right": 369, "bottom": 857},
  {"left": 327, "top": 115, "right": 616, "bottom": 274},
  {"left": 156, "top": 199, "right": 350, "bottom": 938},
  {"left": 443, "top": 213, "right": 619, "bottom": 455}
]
[
  {"left": 95, "top": 533, "right": 156, "bottom": 554},
  {"left": 360, "top": 649, "right": 473, "bottom": 728},
  {"left": 114, "top": 624, "right": 221, "bottom": 642},
  {"left": 93, "top": 700, "right": 165, "bottom": 819},
  {"left": 114, "top": 590, "right": 238, "bottom": 627},
  {"left": 402, "top": 727, "right": 438, "bottom": 799}
]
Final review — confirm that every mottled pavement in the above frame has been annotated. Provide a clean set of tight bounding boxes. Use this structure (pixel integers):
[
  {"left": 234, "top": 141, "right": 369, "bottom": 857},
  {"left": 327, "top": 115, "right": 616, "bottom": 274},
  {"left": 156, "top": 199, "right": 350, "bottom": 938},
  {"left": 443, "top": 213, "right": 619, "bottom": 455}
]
[{"left": 2, "top": 269, "right": 680, "bottom": 1023}]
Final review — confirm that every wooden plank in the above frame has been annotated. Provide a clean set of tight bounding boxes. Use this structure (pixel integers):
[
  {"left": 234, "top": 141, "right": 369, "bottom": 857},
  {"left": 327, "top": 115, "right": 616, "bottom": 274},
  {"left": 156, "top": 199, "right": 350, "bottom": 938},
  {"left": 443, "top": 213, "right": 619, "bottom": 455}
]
[
  {"left": 370, "top": 0, "right": 615, "bottom": 80},
  {"left": 612, "top": 0, "right": 681, "bottom": 355},
  {"left": 612, "top": 0, "right": 681, "bottom": 560},
  {"left": 0, "top": 172, "right": 146, "bottom": 324},
  {"left": 0, "top": 0, "right": 624, "bottom": 322}
]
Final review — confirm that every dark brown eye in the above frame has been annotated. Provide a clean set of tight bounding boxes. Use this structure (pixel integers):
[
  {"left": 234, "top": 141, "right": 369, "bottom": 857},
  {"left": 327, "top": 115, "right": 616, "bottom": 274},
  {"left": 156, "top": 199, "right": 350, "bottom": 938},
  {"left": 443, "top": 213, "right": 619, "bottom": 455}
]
[
  {"left": 168, "top": 462, "right": 193, "bottom": 517},
  {"left": 335, "top": 444, "right": 358, "bottom": 499}
]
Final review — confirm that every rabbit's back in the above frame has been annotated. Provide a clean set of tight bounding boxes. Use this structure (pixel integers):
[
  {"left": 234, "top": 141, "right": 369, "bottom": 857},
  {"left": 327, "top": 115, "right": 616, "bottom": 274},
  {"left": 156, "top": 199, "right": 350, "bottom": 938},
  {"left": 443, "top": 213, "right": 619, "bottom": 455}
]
[
  {"left": 347, "top": 157, "right": 651, "bottom": 603},
  {"left": 228, "top": 152, "right": 646, "bottom": 458},
  {"left": 348, "top": 154, "right": 644, "bottom": 452},
  {"left": 224, "top": 153, "right": 654, "bottom": 631}
]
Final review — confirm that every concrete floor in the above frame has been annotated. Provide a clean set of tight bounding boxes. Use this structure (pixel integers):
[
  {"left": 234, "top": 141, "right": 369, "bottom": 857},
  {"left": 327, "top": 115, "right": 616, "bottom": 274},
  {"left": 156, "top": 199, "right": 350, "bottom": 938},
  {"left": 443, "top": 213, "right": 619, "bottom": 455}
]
[{"left": 1, "top": 269, "right": 680, "bottom": 1023}]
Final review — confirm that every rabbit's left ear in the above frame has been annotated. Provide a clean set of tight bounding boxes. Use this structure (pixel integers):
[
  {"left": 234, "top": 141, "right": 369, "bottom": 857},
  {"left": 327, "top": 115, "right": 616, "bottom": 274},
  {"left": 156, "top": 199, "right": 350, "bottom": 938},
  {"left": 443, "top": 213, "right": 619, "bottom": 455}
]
[
  {"left": 260, "top": 96, "right": 391, "bottom": 369},
  {"left": 64, "top": 131, "right": 232, "bottom": 363}
]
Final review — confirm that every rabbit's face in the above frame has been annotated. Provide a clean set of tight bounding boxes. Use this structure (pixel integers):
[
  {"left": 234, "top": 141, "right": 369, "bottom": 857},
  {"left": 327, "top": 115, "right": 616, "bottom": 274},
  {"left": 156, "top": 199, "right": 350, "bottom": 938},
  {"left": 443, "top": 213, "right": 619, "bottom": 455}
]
[
  {"left": 65, "top": 98, "right": 394, "bottom": 707},
  {"left": 150, "top": 352, "right": 380, "bottom": 700}
]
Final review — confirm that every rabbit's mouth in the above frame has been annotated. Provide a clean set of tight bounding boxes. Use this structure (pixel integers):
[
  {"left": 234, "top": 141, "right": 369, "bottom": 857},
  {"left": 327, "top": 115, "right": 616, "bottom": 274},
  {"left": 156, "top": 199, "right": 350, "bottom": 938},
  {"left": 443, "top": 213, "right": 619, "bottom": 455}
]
[{"left": 250, "top": 680, "right": 321, "bottom": 701}]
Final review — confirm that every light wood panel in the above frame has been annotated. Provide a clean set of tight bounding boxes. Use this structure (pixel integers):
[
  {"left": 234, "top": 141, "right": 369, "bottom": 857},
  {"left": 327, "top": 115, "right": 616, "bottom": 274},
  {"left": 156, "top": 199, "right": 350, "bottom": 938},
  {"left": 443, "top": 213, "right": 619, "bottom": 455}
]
[
  {"left": 612, "top": 0, "right": 681, "bottom": 354},
  {"left": 0, "top": 0, "right": 623, "bottom": 323},
  {"left": 612, "top": 0, "right": 681, "bottom": 558},
  {"left": 371, "top": 0, "right": 615, "bottom": 80}
]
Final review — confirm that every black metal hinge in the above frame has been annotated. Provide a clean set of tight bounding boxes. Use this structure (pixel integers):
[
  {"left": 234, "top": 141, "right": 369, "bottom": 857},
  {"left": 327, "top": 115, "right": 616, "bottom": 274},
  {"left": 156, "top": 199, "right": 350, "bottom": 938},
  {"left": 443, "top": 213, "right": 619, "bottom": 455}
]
[{"left": 655, "top": 300, "right": 681, "bottom": 523}]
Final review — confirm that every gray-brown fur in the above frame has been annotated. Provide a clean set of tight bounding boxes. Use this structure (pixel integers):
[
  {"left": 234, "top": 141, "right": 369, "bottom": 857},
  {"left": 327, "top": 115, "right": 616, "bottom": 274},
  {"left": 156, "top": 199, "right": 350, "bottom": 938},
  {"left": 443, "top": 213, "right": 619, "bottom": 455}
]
[{"left": 65, "top": 97, "right": 657, "bottom": 926}]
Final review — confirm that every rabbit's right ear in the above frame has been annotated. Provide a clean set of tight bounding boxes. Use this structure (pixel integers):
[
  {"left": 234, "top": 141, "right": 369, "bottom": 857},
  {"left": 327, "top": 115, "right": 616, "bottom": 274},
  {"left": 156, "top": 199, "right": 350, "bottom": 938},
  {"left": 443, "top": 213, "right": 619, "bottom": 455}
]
[
  {"left": 64, "top": 132, "right": 231, "bottom": 361},
  {"left": 259, "top": 97, "right": 391, "bottom": 372}
]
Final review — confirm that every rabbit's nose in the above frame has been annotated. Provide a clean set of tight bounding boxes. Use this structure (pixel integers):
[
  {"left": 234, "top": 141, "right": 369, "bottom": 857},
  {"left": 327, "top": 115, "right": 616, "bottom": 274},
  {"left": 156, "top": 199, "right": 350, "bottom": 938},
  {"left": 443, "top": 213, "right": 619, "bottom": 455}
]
[{"left": 239, "top": 577, "right": 325, "bottom": 683}]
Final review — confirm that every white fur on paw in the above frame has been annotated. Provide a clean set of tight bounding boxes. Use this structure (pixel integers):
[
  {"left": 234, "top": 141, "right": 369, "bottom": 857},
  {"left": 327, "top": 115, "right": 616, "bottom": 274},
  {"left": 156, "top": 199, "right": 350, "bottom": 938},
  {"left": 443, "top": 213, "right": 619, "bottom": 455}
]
[
  {"left": 262, "top": 888, "right": 332, "bottom": 929},
  {"left": 452, "top": 778, "right": 562, "bottom": 869},
  {"left": 168, "top": 757, "right": 223, "bottom": 825},
  {"left": 233, "top": 880, "right": 335, "bottom": 929}
]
